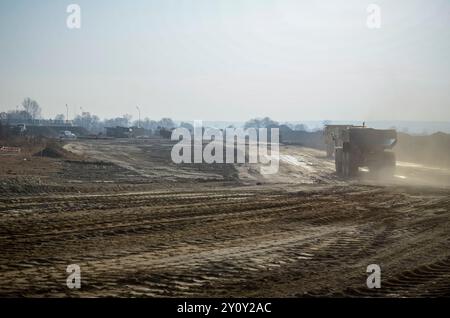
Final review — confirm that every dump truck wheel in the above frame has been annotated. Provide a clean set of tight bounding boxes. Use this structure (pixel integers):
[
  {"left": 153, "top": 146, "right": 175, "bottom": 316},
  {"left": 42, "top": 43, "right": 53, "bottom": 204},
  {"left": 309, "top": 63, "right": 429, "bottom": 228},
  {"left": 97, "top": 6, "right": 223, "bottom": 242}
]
[
  {"left": 327, "top": 144, "right": 335, "bottom": 158},
  {"left": 368, "top": 151, "right": 396, "bottom": 177},
  {"left": 380, "top": 151, "right": 396, "bottom": 176},
  {"left": 349, "top": 161, "right": 359, "bottom": 177},
  {"left": 335, "top": 148, "right": 343, "bottom": 176},
  {"left": 342, "top": 151, "right": 350, "bottom": 177},
  {"left": 341, "top": 151, "right": 358, "bottom": 178}
]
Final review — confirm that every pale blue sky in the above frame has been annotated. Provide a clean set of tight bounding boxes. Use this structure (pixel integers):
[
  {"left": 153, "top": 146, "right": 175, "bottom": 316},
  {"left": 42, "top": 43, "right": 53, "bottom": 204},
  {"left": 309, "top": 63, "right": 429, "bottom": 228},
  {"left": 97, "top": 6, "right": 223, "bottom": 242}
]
[{"left": 0, "top": 0, "right": 449, "bottom": 121}]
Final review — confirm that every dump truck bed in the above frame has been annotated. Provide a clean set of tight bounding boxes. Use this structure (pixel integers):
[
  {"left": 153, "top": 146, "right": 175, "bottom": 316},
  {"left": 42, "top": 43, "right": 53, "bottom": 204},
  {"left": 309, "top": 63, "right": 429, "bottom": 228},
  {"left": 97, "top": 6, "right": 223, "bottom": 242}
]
[{"left": 348, "top": 128, "right": 397, "bottom": 152}]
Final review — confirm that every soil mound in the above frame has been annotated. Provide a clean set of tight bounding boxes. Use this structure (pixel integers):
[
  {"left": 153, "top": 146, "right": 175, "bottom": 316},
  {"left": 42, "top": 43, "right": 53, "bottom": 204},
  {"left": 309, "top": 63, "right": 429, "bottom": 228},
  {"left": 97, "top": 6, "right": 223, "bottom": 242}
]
[
  {"left": 395, "top": 132, "right": 450, "bottom": 168},
  {"left": 34, "top": 144, "right": 71, "bottom": 158}
]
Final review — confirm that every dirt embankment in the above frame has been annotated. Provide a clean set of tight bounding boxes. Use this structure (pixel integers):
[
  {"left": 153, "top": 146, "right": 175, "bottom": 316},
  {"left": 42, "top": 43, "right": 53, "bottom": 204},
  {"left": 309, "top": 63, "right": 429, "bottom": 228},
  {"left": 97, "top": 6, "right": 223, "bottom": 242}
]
[
  {"left": 0, "top": 137, "right": 85, "bottom": 191},
  {"left": 33, "top": 142, "right": 80, "bottom": 159},
  {"left": 0, "top": 136, "right": 79, "bottom": 159},
  {"left": 280, "top": 130, "right": 326, "bottom": 150},
  {"left": 395, "top": 132, "right": 450, "bottom": 168}
]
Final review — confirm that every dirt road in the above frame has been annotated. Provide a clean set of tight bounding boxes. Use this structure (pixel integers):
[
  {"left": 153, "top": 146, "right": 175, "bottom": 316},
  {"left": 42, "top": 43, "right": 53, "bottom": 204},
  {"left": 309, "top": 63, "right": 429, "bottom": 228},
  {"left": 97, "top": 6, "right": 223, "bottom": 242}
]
[{"left": 0, "top": 139, "right": 449, "bottom": 297}]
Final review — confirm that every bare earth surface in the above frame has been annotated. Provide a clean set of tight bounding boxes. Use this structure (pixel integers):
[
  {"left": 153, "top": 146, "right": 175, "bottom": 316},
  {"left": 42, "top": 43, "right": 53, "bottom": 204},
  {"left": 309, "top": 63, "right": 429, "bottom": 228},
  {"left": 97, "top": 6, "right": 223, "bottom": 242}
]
[{"left": 0, "top": 138, "right": 449, "bottom": 297}]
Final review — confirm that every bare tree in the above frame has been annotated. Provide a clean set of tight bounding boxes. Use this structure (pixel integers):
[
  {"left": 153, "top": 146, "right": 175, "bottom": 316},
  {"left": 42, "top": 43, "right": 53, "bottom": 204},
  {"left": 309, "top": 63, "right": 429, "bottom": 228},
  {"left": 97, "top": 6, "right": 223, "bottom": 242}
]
[
  {"left": 244, "top": 117, "right": 279, "bottom": 129},
  {"left": 54, "top": 114, "right": 65, "bottom": 121},
  {"left": 158, "top": 118, "right": 176, "bottom": 129},
  {"left": 21, "top": 98, "right": 41, "bottom": 120},
  {"left": 123, "top": 114, "right": 132, "bottom": 127},
  {"left": 294, "top": 123, "right": 308, "bottom": 131},
  {"left": 7, "top": 110, "right": 32, "bottom": 122}
]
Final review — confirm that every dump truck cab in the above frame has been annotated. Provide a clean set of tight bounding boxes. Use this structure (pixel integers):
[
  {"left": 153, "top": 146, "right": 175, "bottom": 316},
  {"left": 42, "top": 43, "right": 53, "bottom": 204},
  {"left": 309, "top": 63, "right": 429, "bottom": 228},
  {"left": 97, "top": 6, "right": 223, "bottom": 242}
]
[
  {"left": 334, "top": 127, "right": 397, "bottom": 178},
  {"left": 323, "top": 124, "right": 364, "bottom": 158}
]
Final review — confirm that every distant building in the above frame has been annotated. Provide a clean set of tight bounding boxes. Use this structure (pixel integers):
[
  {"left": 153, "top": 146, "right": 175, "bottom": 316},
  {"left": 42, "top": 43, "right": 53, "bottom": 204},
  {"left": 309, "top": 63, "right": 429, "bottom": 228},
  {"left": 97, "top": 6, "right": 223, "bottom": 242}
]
[
  {"left": 0, "top": 116, "right": 74, "bottom": 127},
  {"left": 105, "top": 126, "right": 145, "bottom": 138}
]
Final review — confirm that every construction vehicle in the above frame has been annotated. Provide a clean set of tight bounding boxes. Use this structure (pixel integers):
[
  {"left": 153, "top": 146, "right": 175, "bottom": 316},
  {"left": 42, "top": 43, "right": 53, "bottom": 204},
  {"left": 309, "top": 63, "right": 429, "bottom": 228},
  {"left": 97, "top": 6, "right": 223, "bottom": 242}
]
[
  {"left": 323, "top": 124, "right": 362, "bottom": 157},
  {"left": 59, "top": 130, "right": 77, "bottom": 140},
  {"left": 326, "top": 125, "right": 397, "bottom": 178},
  {"left": 11, "top": 123, "right": 27, "bottom": 136}
]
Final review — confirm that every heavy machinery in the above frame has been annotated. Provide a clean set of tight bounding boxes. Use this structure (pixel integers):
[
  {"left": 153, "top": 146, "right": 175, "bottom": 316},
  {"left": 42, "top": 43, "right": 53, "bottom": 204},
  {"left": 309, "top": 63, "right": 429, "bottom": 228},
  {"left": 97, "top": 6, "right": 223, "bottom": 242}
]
[
  {"left": 323, "top": 124, "right": 362, "bottom": 157},
  {"left": 59, "top": 130, "right": 77, "bottom": 140},
  {"left": 325, "top": 125, "right": 397, "bottom": 178}
]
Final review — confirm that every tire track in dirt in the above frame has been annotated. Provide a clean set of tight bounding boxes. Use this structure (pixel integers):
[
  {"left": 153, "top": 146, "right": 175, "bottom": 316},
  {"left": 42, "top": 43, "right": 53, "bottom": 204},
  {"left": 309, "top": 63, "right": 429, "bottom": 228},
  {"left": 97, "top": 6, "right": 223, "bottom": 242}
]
[{"left": 0, "top": 184, "right": 449, "bottom": 297}]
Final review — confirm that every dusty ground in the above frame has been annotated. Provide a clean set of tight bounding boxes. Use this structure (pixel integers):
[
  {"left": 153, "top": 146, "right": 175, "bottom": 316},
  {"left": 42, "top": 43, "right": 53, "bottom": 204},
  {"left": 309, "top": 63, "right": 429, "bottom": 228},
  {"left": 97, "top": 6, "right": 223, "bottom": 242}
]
[{"left": 0, "top": 138, "right": 449, "bottom": 297}]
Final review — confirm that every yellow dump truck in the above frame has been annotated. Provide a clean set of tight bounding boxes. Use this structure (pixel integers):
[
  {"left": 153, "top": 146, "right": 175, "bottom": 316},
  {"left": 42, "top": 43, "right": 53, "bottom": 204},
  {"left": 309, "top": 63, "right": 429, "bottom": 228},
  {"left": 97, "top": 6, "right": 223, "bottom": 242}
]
[{"left": 325, "top": 125, "right": 397, "bottom": 178}]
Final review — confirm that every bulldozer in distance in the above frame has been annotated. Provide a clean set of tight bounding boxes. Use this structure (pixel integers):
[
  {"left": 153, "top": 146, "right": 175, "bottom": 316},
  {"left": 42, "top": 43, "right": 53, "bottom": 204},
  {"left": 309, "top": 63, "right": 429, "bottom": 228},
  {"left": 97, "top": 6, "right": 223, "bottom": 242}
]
[{"left": 324, "top": 125, "right": 397, "bottom": 178}]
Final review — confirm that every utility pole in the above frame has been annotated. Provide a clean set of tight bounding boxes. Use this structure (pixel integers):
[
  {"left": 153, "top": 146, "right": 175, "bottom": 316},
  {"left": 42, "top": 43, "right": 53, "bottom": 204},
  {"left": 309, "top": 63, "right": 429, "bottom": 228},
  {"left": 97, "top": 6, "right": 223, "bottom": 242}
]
[
  {"left": 136, "top": 106, "right": 141, "bottom": 128},
  {"left": 65, "top": 104, "right": 69, "bottom": 125},
  {"left": 80, "top": 107, "right": 84, "bottom": 128}
]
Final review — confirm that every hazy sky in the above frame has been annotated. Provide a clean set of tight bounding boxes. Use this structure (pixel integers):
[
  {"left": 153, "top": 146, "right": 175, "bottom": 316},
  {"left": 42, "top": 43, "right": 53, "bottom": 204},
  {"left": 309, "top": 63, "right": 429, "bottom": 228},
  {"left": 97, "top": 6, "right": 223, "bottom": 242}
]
[{"left": 0, "top": 0, "right": 449, "bottom": 121}]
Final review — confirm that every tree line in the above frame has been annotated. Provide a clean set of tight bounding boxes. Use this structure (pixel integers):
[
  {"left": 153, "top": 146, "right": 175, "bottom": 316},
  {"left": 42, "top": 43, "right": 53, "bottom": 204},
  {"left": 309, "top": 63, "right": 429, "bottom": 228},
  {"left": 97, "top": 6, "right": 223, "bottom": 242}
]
[{"left": 1, "top": 97, "right": 312, "bottom": 134}]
